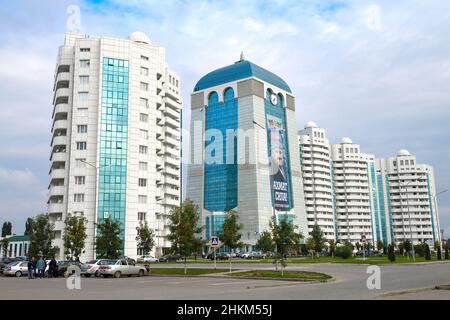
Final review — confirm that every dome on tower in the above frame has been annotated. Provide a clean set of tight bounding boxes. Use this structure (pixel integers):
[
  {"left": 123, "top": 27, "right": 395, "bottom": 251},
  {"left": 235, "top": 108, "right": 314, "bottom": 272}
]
[
  {"left": 341, "top": 137, "right": 353, "bottom": 144},
  {"left": 398, "top": 149, "right": 411, "bottom": 156},
  {"left": 128, "top": 32, "right": 151, "bottom": 44},
  {"left": 305, "top": 121, "right": 318, "bottom": 128}
]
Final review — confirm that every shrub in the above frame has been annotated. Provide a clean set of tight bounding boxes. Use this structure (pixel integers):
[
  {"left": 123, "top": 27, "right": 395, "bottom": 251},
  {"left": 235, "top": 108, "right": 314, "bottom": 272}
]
[
  {"left": 414, "top": 244, "right": 425, "bottom": 257},
  {"left": 335, "top": 245, "right": 352, "bottom": 259},
  {"left": 388, "top": 244, "right": 395, "bottom": 262},
  {"left": 424, "top": 243, "right": 431, "bottom": 261}
]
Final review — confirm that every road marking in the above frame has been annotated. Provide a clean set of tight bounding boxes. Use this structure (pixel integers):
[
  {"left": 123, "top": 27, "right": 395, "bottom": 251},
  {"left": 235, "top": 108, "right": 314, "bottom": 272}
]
[{"left": 209, "top": 281, "right": 261, "bottom": 286}]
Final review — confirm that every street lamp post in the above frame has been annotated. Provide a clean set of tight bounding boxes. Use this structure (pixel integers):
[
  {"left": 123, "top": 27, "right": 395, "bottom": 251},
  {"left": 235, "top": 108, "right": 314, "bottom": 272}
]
[
  {"left": 79, "top": 159, "right": 108, "bottom": 259},
  {"left": 403, "top": 179, "right": 415, "bottom": 262},
  {"left": 433, "top": 189, "right": 448, "bottom": 260}
]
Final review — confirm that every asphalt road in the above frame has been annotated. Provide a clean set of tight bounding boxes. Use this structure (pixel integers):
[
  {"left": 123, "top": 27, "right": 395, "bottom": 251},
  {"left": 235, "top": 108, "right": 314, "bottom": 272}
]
[{"left": 1, "top": 262, "right": 449, "bottom": 300}]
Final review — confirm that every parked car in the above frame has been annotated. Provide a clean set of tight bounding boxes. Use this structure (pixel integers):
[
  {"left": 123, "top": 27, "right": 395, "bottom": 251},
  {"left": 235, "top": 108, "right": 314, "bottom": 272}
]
[
  {"left": 3, "top": 260, "right": 29, "bottom": 277},
  {"left": 137, "top": 255, "right": 158, "bottom": 263},
  {"left": 0, "top": 258, "right": 16, "bottom": 274},
  {"left": 51, "top": 260, "right": 86, "bottom": 278},
  {"left": 98, "top": 259, "right": 146, "bottom": 278},
  {"left": 246, "top": 252, "right": 265, "bottom": 259},
  {"left": 82, "top": 259, "right": 108, "bottom": 277},
  {"left": 207, "top": 252, "right": 229, "bottom": 260},
  {"left": 158, "top": 254, "right": 181, "bottom": 262}
]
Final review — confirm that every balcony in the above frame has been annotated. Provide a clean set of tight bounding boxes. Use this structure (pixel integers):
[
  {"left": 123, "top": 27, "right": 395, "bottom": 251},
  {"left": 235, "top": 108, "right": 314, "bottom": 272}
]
[
  {"left": 48, "top": 202, "right": 65, "bottom": 214},
  {"left": 52, "top": 103, "right": 70, "bottom": 118},
  {"left": 51, "top": 151, "right": 67, "bottom": 163},
  {"left": 164, "top": 156, "right": 180, "bottom": 167},
  {"left": 53, "top": 88, "right": 71, "bottom": 105},
  {"left": 165, "top": 116, "right": 179, "bottom": 129},
  {"left": 165, "top": 126, "right": 180, "bottom": 137},
  {"left": 52, "top": 119, "right": 68, "bottom": 131},
  {"left": 162, "top": 198, "right": 180, "bottom": 207},
  {"left": 51, "top": 135, "right": 68, "bottom": 147},
  {"left": 48, "top": 186, "right": 66, "bottom": 198},
  {"left": 164, "top": 136, "right": 179, "bottom": 148},
  {"left": 50, "top": 168, "right": 66, "bottom": 180},
  {"left": 164, "top": 177, "right": 180, "bottom": 187},
  {"left": 164, "top": 188, "right": 180, "bottom": 197},
  {"left": 163, "top": 167, "right": 179, "bottom": 177}
]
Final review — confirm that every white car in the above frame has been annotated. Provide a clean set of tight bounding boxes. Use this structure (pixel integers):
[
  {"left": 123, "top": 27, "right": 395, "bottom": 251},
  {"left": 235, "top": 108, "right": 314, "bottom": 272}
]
[
  {"left": 83, "top": 259, "right": 108, "bottom": 277},
  {"left": 3, "top": 261, "right": 29, "bottom": 277},
  {"left": 137, "top": 255, "right": 158, "bottom": 263},
  {"left": 98, "top": 259, "right": 147, "bottom": 278}
]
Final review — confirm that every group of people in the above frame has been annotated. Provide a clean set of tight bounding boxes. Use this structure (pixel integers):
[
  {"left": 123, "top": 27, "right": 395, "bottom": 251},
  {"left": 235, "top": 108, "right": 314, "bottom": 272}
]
[{"left": 27, "top": 256, "right": 58, "bottom": 279}]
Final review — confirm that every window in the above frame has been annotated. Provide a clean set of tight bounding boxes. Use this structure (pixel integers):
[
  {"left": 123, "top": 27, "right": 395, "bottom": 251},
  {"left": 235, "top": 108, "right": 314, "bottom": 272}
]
[
  {"left": 74, "top": 193, "right": 85, "bottom": 202},
  {"left": 141, "top": 67, "right": 149, "bottom": 76},
  {"left": 139, "top": 162, "right": 148, "bottom": 170},
  {"left": 79, "top": 92, "right": 88, "bottom": 101},
  {"left": 138, "top": 178, "right": 147, "bottom": 187},
  {"left": 139, "top": 145, "right": 148, "bottom": 154},
  {"left": 79, "top": 76, "right": 89, "bottom": 84},
  {"left": 80, "top": 48, "right": 90, "bottom": 52},
  {"left": 400, "top": 160, "right": 404, "bottom": 165},
  {"left": 176, "top": 79, "right": 179, "bottom": 88},
  {"left": 76, "top": 142, "right": 87, "bottom": 150},
  {"left": 138, "top": 212, "right": 146, "bottom": 221},
  {"left": 140, "top": 82, "right": 148, "bottom": 91},
  {"left": 75, "top": 176, "right": 85, "bottom": 185},
  {"left": 140, "top": 113, "right": 148, "bottom": 122},
  {"left": 80, "top": 60, "right": 90, "bottom": 68},
  {"left": 75, "top": 158, "right": 86, "bottom": 168},
  {"left": 411, "top": 160, "right": 414, "bottom": 165},
  {"left": 77, "top": 125, "right": 87, "bottom": 133},
  {"left": 141, "top": 55, "right": 149, "bottom": 61},
  {"left": 138, "top": 195, "right": 147, "bottom": 204},
  {"left": 140, "top": 129, "right": 148, "bottom": 139},
  {"left": 140, "top": 98, "right": 148, "bottom": 107}
]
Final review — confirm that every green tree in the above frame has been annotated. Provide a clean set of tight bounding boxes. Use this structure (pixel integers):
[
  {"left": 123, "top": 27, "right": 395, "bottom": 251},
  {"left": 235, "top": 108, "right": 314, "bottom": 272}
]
[
  {"left": 444, "top": 242, "right": 449, "bottom": 260},
  {"left": 424, "top": 243, "right": 431, "bottom": 260},
  {"left": 256, "top": 231, "right": 275, "bottom": 256},
  {"left": 387, "top": 243, "right": 396, "bottom": 262},
  {"left": 95, "top": 218, "right": 122, "bottom": 259},
  {"left": 376, "top": 240, "right": 384, "bottom": 252},
  {"left": 136, "top": 221, "right": 155, "bottom": 256},
  {"left": 310, "top": 224, "right": 326, "bottom": 255},
  {"left": 328, "top": 239, "right": 336, "bottom": 258},
  {"left": 398, "top": 241, "right": 404, "bottom": 256},
  {"left": 63, "top": 215, "right": 87, "bottom": 260},
  {"left": 28, "top": 214, "right": 57, "bottom": 258},
  {"left": 435, "top": 241, "right": 442, "bottom": 260},
  {"left": 335, "top": 244, "right": 353, "bottom": 259},
  {"left": 306, "top": 237, "right": 316, "bottom": 258},
  {"left": 270, "top": 215, "right": 302, "bottom": 276},
  {"left": 167, "top": 199, "right": 204, "bottom": 275},
  {"left": 1, "top": 222, "right": 12, "bottom": 237},
  {"left": 221, "top": 209, "right": 244, "bottom": 272},
  {"left": 24, "top": 218, "right": 34, "bottom": 236},
  {"left": 403, "top": 240, "right": 412, "bottom": 259},
  {"left": 355, "top": 242, "right": 361, "bottom": 251},
  {"left": 1, "top": 238, "right": 9, "bottom": 258}
]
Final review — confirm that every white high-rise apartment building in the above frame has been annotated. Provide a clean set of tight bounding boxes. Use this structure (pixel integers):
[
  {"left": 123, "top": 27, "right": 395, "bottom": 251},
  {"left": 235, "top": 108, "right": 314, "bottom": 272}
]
[
  {"left": 48, "top": 32, "right": 182, "bottom": 260},
  {"left": 330, "top": 138, "right": 375, "bottom": 245},
  {"left": 298, "top": 122, "right": 335, "bottom": 241},
  {"left": 375, "top": 150, "right": 441, "bottom": 245},
  {"left": 298, "top": 121, "right": 442, "bottom": 248}
]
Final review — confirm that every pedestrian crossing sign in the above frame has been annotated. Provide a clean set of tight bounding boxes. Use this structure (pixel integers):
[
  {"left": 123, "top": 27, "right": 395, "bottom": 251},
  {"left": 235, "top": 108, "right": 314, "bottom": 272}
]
[{"left": 211, "top": 236, "right": 219, "bottom": 247}]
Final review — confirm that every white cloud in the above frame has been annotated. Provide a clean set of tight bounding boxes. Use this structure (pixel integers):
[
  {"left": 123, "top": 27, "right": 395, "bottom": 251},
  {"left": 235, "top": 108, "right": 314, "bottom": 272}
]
[{"left": 365, "top": 4, "right": 382, "bottom": 31}]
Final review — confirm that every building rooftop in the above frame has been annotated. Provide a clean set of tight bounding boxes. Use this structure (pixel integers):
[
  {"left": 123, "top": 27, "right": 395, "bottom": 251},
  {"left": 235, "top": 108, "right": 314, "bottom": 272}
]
[
  {"left": 194, "top": 59, "right": 292, "bottom": 93},
  {"left": 5, "top": 235, "right": 30, "bottom": 242}
]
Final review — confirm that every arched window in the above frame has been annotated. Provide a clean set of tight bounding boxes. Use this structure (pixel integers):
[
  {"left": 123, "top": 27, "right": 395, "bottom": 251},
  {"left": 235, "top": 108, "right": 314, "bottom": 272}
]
[
  {"left": 223, "top": 87, "right": 235, "bottom": 102},
  {"left": 208, "top": 91, "right": 219, "bottom": 105}
]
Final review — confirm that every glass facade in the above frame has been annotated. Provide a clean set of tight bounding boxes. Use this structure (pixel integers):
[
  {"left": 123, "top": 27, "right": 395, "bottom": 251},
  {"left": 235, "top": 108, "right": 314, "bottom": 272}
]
[
  {"left": 385, "top": 176, "right": 394, "bottom": 242},
  {"left": 369, "top": 163, "right": 379, "bottom": 243},
  {"left": 97, "top": 57, "right": 129, "bottom": 253},
  {"left": 265, "top": 90, "right": 293, "bottom": 211},
  {"left": 376, "top": 175, "right": 388, "bottom": 245},
  {"left": 204, "top": 89, "right": 238, "bottom": 213}
]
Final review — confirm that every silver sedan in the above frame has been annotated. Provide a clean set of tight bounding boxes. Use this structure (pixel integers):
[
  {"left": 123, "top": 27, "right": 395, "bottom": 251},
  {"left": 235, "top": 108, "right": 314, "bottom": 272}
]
[{"left": 98, "top": 259, "right": 146, "bottom": 278}]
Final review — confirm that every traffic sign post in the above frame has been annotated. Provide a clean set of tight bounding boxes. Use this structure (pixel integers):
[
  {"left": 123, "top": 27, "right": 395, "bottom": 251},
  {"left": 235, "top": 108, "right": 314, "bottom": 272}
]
[
  {"left": 361, "top": 235, "right": 366, "bottom": 261},
  {"left": 210, "top": 237, "right": 220, "bottom": 270}
]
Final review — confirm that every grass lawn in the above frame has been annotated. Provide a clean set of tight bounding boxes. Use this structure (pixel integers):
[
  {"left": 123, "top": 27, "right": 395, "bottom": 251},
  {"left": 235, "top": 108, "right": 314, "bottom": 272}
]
[
  {"left": 146, "top": 255, "right": 444, "bottom": 265},
  {"left": 147, "top": 268, "right": 229, "bottom": 276},
  {"left": 231, "top": 270, "right": 332, "bottom": 281}
]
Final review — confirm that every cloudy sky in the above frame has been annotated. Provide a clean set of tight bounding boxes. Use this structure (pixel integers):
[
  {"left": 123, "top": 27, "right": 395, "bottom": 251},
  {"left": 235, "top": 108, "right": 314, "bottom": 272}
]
[{"left": 0, "top": 0, "right": 449, "bottom": 236}]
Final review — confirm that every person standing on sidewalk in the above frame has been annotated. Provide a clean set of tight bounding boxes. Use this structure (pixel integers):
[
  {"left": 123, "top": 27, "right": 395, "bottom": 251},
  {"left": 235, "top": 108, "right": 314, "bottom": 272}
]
[
  {"left": 48, "top": 257, "right": 57, "bottom": 278},
  {"left": 28, "top": 257, "right": 36, "bottom": 279},
  {"left": 36, "top": 257, "right": 45, "bottom": 279}
]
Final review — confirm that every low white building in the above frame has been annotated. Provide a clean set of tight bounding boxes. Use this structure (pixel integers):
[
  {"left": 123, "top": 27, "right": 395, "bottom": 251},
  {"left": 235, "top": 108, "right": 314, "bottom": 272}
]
[{"left": 0, "top": 235, "right": 31, "bottom": 258}]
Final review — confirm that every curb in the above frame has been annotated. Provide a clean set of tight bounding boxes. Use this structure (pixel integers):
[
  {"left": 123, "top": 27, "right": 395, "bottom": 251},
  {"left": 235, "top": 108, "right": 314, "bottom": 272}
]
[{"left": 377, "top": 286, "right": 435, "bottom": 298}]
